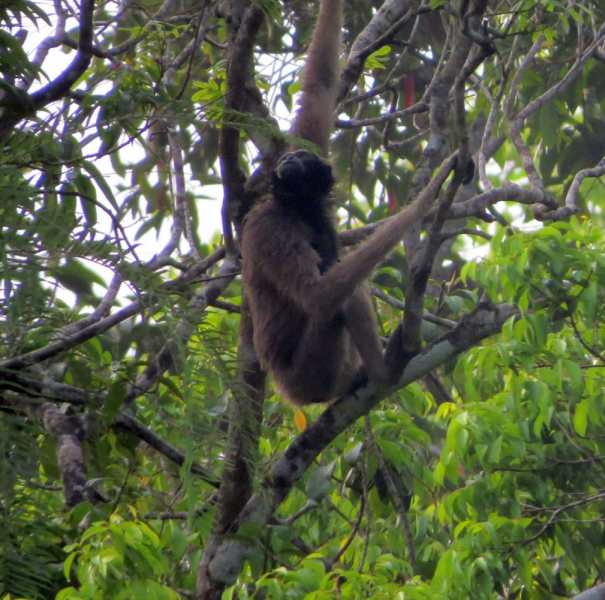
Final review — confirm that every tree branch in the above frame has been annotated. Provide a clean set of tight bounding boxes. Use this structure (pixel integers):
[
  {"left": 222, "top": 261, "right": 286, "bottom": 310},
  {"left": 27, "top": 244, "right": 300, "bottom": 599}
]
[
  {"left": 0, "top": 0, "right": 95, "bottom": 141},
  {"left": 335, "top": 102, "right": 429, "bottom": 129},
  {"left": 0, "top": 248, "right": 226, "bottom": 372},
  {"left": 337, "top": 0, "right": 431, "bottom": 104},
  {"left": 43, "top": 404, "right": 103, "bottom": 507},
  {"left": 124, "top": 257, "right": 240, "bottom": 405},
  {"left": 219, "top": 4, "right": 265, "bottom": 250},
  {"left": 570, "top": 583, "right": 605, "bottom": 600},
  {"left": 114, "top": 414, "right": 220, "bottom": 487}
]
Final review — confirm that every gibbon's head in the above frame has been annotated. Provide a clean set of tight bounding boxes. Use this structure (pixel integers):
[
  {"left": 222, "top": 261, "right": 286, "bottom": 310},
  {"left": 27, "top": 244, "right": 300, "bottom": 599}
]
[{"left": 272, "top": 150, "right": 334, "bottom": 203}]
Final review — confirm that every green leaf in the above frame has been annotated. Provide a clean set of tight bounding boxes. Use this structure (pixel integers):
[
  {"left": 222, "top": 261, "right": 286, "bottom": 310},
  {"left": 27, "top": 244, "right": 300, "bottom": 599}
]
[
  {"left": 540, "top": 102, "right": 559, "bottom": 149},
  {"left": 305, "top": 463, "right": 335, "bottom": 502},
  {"left": 343, "top": 441, "right": 363, "bottom": 466},
  {"left": 81, "top": 160, "right": 119, "bottom": 211},
  {"left": 73, "top": 173, "right": 97, "bottom": 227},
  {"left": 573, "top": 399, "right": 589, "bottom": 436},
  {"left": 366, "top": 46, "right": 391, "bottom": 70},
  {"left": 104, "top": 380, "right": 127, "bottom": 422}
]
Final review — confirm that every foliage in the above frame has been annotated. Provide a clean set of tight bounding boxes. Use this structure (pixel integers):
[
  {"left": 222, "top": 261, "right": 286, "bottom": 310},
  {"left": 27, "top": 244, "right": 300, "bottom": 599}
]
[
  {"left": 57, "top": 516, "right": 183, "bottom": 600},
  {"left": 3, "top": 0, "right": 605, "bottom": 599}
]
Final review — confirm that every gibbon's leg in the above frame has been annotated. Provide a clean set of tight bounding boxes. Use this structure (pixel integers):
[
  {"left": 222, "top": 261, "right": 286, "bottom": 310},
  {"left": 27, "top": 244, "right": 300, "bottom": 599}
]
[
  {"left": 383, "top": 322, "right": 406, "bottom": 382},
  {"left": 343, "top": 284, "right": 389, "bottom": 383},
  {"left": 282, "top": 287, "right": 386, "bottom": 403},
  {"left": 282, "top": 286, "right": 401, "bottom": 403},
  {"left": 281, "top": 309, "right": 349, "bottom": 404}
]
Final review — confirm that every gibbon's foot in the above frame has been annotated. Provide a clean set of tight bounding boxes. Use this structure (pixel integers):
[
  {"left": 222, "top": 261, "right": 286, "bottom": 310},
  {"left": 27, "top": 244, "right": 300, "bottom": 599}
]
[
  {"left": 347, "top": 366, "right": 370, "bottom": 395},
  {"left": 452, "top": 155, "right": 476, "bottom": 185},
  {"left": 384, "top": 323, "right": 406, "bottom": 383},
  {"left": 462, "top": 157, "right": 476, "bottom": 185}
]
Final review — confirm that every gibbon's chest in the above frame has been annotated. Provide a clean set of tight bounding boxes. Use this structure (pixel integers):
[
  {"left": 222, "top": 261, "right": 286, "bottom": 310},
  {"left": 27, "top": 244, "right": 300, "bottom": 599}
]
[{"left": 242, "top": 201, "right": 334, "bottom": 277}]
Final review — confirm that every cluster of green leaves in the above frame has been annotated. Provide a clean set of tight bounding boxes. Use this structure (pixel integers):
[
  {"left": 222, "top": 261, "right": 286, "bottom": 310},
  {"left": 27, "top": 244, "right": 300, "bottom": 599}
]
[
  {"left": 58, "top": 516, "right": 183, "bottom": 600},
  {"left": 0, "top": 0, "right": 242, "bottom": 597}
]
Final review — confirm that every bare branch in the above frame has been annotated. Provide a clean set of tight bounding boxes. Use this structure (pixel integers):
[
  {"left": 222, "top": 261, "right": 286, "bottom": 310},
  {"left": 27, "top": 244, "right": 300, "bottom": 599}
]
[
  {"left": 516, "top": 22, "right": 605, "bottom": 123},
  {"left": 570, "top": 583, "right": 605, "bottom": 600},
  {"left": 31, "top": 0, "right": 94, "bottom": 108},
  {"left": 335, "top": 102, "right": 429, "bottom": 129},
  {"left": 427, "top": 184, "right": 558, "bottom": 221},
  {"left": 0, "top": 372, "right": 221, "bottom": 487},
  {"left": 337, "top": 0, "right": 434, "bottom": 103},
  {"left": 114, "top": 414, "right": 220, "bottom": 487},
  {"left": 365, "top": 418, "right": 415, "bottom": 569},
  {"left": 534, "top": 159, "right": 605, "bottom": 221},
  {"left": 151, "top": 119, "right": 186, "bottom": 262},
  {"left": 58, "top": 272, "right": 123, "bottom": 337},
  {"left": 326, "top": 495, "right": 365, "bottom": 569},
  {"left": 371, "top": 285, "right": 458, "bottom": 328},
  {"left": 440, "top": 227, "right": 492, "bottom": 241},
  {"left": 219, "top": 5, "right": 265, "bottom": 251},
  {"left": 0, "top": 0, "right": 95, "bottom": 140},
  {"left": 0, "top": 248, "right": 226, "bottom": 372},
  {"left": 478, "top": 35, "right": 521, "bottom": 190},
  {"left": 506, "top": 22, "right": 605, "bottom": 194},
  {"left": 21, "top": 0, "right": 69, "bottom": 89},
  {"left": 275, "top": 499, "right": 319, "bottom": 525}
]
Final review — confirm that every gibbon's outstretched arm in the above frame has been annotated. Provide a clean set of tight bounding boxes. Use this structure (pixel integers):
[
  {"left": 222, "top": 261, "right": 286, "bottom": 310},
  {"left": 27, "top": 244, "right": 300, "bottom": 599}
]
[
  {"left": 289, "top": 0, "right": 344, "bottom": 154},
  {"left": 317, "top": 155, "right": 460, "bottom": 307}
]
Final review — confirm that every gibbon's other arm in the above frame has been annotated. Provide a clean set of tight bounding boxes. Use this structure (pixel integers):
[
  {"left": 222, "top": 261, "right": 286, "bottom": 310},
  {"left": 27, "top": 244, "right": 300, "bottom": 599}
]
[{"left": 290, "top": 0, "right": 344, "bottom": 154}]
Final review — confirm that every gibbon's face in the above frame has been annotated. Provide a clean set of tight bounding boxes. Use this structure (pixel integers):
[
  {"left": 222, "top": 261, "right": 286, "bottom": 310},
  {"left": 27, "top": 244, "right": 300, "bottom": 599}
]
[{"left": 275, "top": 150, "right": 331, "bottom": 183}]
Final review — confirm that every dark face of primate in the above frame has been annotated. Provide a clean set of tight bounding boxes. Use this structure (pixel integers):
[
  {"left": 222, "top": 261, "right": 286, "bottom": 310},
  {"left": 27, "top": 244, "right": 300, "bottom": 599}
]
[{"left": 272, "top": 150, "right": 334, "bottom": 216}]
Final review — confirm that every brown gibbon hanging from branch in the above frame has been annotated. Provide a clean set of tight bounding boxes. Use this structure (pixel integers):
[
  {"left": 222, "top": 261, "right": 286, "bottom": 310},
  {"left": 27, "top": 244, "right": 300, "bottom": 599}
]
[{"left": 241, "top": 0, "right": 470, "bottom": 405}]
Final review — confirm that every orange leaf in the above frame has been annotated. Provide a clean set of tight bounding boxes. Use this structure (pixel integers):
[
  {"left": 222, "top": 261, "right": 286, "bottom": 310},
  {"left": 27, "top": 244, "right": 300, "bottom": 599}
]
[{"left": 294, "top": 410, "right": 307, "bottom": 431}]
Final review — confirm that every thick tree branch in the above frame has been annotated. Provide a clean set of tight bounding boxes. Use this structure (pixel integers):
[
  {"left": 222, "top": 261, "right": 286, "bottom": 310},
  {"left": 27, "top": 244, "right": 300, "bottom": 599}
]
[
  {"left": 424, "top": 185, "right": 558, "bottom": 221},
  {"left": 198, "top": 5, "right": 268, "bottom": 598},
  {"left": 196, "top": 300, "right": 265, "bottom": 599},
  {"left": 337, "top": 0, "right": 428, "bottom": 104},
  {"left": 0, "top": 0, "right": 95, "bottom": 141},
  {"left": 0, "top": 372, "right": 221, "bottom": 487},
  {"left": 390, "top": 0, "right": 489, "bottom": 381},
  {"left": 571, "top": 583, "right": 605, "bottom": 600},
  {"left": 219, "top": 5, "right": 265, "bottom": 249},
  {"left": 44, "top": 404, "right": 101, "bottom": 507},
  {"left": 534, "top": 158, "right": 605, "bottom": 221}
]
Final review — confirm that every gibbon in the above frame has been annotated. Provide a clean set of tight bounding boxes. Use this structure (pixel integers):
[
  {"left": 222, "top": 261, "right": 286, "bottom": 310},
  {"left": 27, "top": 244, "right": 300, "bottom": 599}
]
[{"left": 241, "top": 0, "right": 461, "bottom": 405}]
